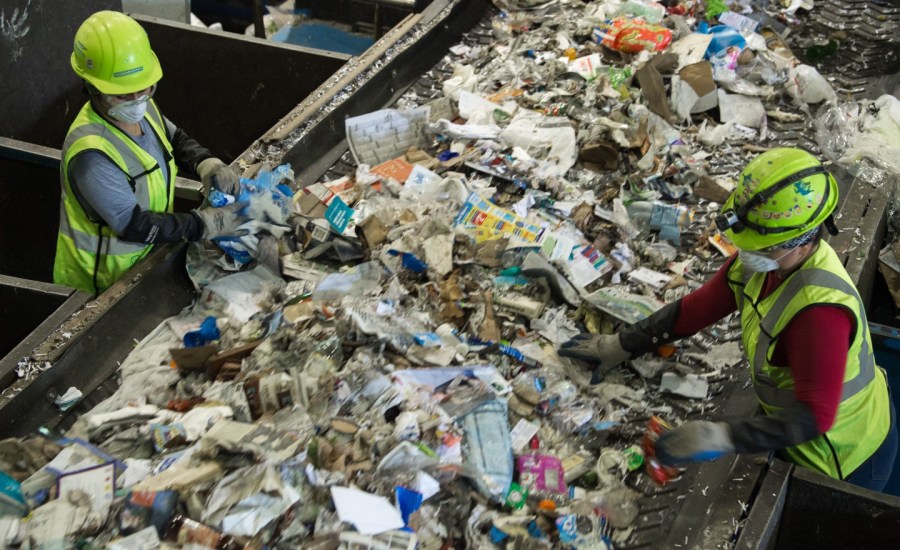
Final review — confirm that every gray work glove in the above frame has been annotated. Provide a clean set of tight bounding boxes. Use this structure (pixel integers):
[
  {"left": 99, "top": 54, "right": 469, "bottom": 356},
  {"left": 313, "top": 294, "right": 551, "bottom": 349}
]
[
  {"left": 558, "top": 333, "right": 631, "bottom": 384},
  {"left": 195, "top": 202, "right": 250, "bottom": 240},
  {"left": 656, "top": 421, "right": 736, "bottom": 466},
  {"left": 197, "top": 158, "right": 241, "bottom": 196}
]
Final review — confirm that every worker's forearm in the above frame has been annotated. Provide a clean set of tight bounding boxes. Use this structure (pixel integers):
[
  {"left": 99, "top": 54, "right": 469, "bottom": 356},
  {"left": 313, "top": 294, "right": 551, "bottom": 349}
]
[
  {"left": 726, "top": 401, "right": 821, "bottom": 453},
  {"left": 170, "top": 127, "right": 214, "bottom": 174},
  {"left": 119, "top": 205, "right": 203, "bottom": 244},
  {"left": 619, "top": 299, "right": 682, "bottom": 354},
  {"left": 619, "top": 256, "right": 739, "bottom": 355}
]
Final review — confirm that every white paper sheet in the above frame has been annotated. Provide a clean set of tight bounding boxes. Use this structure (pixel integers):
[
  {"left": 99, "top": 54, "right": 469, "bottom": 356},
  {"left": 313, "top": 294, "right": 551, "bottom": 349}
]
[
  {"left": 415, "top": 472, "right": 441, "bottom": 500},
  {"left": 659, "top": 372, "right": 709, "bottom": 399},
  {"left": 57, "top": 462, "right": 115, "bottom": 517},
  {"left": 331, "top": 486, "right": 405, "bottom": 535},
  {"left": 509, "top": 419, "right": 540, "bottom": 453}
]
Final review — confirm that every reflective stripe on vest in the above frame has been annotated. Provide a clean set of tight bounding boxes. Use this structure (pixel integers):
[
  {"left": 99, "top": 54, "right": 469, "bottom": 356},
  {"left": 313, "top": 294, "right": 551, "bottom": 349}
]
[
  {"left": 751, "top": 268, "right": 875, "bottom": 408},
  {"left": 57, "top": 212, "right": 148, "bottom": 256}
]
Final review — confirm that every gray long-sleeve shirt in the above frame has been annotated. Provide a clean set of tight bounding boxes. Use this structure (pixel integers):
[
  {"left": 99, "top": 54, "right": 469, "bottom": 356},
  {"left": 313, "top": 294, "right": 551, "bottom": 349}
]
[{"left": 68, "top": 117, "right": 171, "bottom": 234}]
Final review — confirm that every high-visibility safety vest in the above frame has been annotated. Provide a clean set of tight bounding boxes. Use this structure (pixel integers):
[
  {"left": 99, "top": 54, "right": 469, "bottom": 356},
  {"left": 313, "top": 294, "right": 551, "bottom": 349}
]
[
  {"left": 53, "top": 100, "right": 176, "bottom": 294},
  {"left": 727, "top": 241, "right": 890, "bottom": 479}
]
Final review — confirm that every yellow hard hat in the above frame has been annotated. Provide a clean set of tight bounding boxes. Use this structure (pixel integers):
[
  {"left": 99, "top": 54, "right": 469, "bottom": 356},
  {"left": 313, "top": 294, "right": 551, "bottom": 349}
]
[
  {"left": 71, "top": 11, "right": 162, "bottom": 95},
  {"left": 716, "top": 148, "right": 839, "bottom": 251}
]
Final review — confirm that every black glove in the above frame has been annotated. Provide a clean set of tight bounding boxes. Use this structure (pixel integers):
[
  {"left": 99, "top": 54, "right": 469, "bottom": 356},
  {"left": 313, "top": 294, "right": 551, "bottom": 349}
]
[
  {"left": 120, "top": 205, "right": 203, "bottom": 244},
  {"left": 618, "top": 300, "right": 682, "bottom": 354},
  {"left": 727, "top": 401, "right": 821, "bottom": 454}
]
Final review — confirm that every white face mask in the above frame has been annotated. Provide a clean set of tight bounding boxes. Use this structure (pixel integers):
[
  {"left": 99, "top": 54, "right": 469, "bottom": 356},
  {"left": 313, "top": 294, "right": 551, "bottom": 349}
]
[
  {"left": 739, "top": 248, "right": 792, "bottom": 273},
  {"left": 108, "top": 95, "right": 149, "bottom": 123}
]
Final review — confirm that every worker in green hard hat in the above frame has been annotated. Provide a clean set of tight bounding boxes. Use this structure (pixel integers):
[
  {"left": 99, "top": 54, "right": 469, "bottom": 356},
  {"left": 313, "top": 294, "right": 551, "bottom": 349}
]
[
  {"left": 561, "top": 148, "right": 897, "bottom": 491},
  {"left": 54, "top": 10, "right": 248, "bottom": 295}
]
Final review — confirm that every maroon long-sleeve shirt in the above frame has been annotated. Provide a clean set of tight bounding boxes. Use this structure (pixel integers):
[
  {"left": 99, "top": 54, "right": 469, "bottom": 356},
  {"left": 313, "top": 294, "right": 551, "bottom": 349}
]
[{"left": 673, "top": 255, "right": 852, "bottom": 433}]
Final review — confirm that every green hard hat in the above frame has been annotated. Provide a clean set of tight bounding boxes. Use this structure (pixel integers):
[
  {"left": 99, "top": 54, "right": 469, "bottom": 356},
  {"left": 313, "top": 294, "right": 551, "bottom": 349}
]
[
  {"left": 717, "top": 148, "right": 839, "bottom": 251},
  {"left": 71, "top": 11, "right": 162, "bottom": 95}
]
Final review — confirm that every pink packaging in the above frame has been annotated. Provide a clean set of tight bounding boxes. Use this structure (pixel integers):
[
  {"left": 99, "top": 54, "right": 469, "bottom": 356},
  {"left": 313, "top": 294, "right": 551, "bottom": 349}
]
[{"left": 516, "top": 454, "right": 567, "bottom": 495}]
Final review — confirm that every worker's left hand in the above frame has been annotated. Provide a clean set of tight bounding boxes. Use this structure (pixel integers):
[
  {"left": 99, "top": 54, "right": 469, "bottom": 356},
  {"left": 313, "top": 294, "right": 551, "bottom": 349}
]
[
  {"left": 559, "top": 333, "right": 631, "bottom": 367},
  {"left": 195, "top": 201, "right": 250, "bottom": 240},
  {"left": 197, "top": 158, "right": 241, "bottom": 196},
  {"left": 656, "top": 421, "right": 735, "bottom": 465}
]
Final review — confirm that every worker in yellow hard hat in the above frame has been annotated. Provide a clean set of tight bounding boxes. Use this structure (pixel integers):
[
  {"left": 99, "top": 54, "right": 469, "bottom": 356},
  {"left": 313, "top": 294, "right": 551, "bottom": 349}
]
[
  {"left": 561, "top": 148, "right": 897, "bottom": 491},
  {"left": 54, "top": 10, "right": 248, "bottom": 295}
]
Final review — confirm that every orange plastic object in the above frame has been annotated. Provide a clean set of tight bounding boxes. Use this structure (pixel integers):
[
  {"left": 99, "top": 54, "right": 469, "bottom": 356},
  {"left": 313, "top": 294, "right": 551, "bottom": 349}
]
[
  {"left": 596, "top": 18, "right": 672, "bottom": 54},
  {"left": 656, "top": 344, "right": 677, "bottom": 358}
]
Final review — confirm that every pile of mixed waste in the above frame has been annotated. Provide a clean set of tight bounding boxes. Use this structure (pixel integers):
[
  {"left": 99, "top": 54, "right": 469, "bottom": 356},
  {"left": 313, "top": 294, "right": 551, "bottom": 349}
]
[{"left": 3, "top": 0, "right": 899, "bottom": 548}]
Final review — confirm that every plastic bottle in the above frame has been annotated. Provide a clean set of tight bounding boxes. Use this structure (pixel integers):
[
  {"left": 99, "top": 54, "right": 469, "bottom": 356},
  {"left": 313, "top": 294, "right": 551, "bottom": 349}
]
[
  {"left": 536, "top": 380, "right": 578, "bottom": 416},
  {"left": 305, "top": 335, "right": 343, "bottom": 375},
  {"left": 293, "top": 335, "right": 343, "bottom": 413}
]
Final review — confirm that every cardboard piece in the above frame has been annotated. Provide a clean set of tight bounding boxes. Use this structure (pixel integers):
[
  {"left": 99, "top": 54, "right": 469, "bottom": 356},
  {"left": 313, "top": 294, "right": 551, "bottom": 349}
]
[
  {"left": 346, "top": 107, "right": 430, "bottom": 165},
  {"left": 635, "top": 63, "right": 672, "bottom": 121},
  {"left": 206, "top": 340, "right": 263, "bottom": 381},
  {"left": 671, "top": 61, "right": 717, "bottom": 121},
  {"left": 169, "top": 345, "right": 218, "bottom": 371},
  {"left": 478, "top": 292, "right": 501, "bottom": 342},
  {"left": 579, "top": 140, "right": 619, "bottom": 170},
  {"left": 296, "top": 192, "right": 328, "bottom": 218},
  {"left": 371, "top": 157, "right": 414, "bottom": 183},
  {"left": 649, "top": 52, "right": 679, "bottom": 75},
  {"left": 356, "top": 215, "right": 389, "bottom": 250},
  {"left": 694, "top": 175, "right": 734, "bottom": 203}
]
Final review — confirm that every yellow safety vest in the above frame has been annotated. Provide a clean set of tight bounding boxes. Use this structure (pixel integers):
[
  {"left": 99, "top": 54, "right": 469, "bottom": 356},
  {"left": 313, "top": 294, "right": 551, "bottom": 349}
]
[
  {"left": 53, "top": 100, "right": 176, "bottom": 294},
  {"left": 727, "top": 241, "right": 890, "bottom": 479}
]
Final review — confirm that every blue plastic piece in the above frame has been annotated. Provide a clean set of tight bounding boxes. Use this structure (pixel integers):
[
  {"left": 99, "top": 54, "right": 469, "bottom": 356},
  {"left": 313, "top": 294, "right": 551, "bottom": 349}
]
[
  {"left": 703, "top": 26, "right": 746, "bottom": 59},
  {"left": 387, "top": 249, "right": 429, "bottom": 274},
  {"left": 207, "top": 189, "right": 234, "bottom": 208},
  {"left": 0, "top": 471, "right": 27, "bottom": 516},
  {"left": 395, "top": 486, "right": 423, "bottom": 530},
  {"left": 527, "top": 519, "right": 545, "bottom": 538},
  {"left": 490, "top": 526, "right": 509, "bottom": 544},
  {"left": 183, "top": 316, "right": 220, "bottom": 348},
  {"left": 213, "top": 164, "right": 293, "bottom": 264}
]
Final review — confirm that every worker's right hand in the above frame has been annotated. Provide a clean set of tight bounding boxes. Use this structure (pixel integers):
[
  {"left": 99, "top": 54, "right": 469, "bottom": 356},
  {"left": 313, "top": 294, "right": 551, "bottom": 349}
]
[
  {"left": 558, "top": 333, "right": 631, "bottom": 371},
  {"left": 195, "top": 202, "right": 250, "bottom": 240},
  {"left": 656, "top": 421, "right": 736, "bottom": 466}
]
